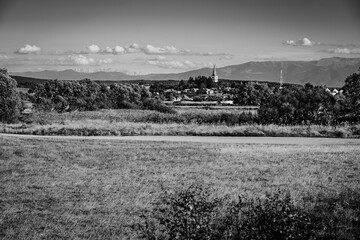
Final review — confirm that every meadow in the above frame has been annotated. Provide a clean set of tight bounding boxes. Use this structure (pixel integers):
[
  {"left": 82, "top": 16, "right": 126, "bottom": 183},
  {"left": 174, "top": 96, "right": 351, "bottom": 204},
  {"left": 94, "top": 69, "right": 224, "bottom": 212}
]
[
  {"left": 2, "top": 109, "right": 360, "bottom": 138},
  {"left": 1, "top": 135, "right": 359, "bottom": 239}
]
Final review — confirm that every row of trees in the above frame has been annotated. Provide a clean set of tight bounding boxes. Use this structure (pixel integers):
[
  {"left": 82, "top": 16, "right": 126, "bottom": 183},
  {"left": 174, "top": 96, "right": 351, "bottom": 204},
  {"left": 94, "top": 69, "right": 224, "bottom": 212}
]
[
  {"left": 257, "top": 71, "right": 360, "bottom": 125},
  {"left": 258, "top": 84, "right": 337, "bottom": 125},
  {"left": 179, "top": 76, "right": 215, "bottom": 90},
  {"left": 0, "top": 68, "right": 175, "bottom": 123},
  {"left": 233, "top": 82, "right": 273, "bottom": 106},
  {"left": 29, "top": 79, "right": 152, "bottom": 112},
  {"left": 173, "top": 69, "right": 360, "bottom": 125},
  {"left": 28, "top": 79, "right": 176, "bottom": 114}
]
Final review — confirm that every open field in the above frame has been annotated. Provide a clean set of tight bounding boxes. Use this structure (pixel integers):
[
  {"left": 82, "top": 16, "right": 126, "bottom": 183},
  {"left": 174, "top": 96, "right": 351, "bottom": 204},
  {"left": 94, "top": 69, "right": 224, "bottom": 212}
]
[
  {"left": 2, "top": 109, "right": 360, "bottom": 138},
  {"left": 172, "top": 105, "right": 259, "bottom": 115},
  {"left": 1, "top": 134, "right": 360, "bottom": 239}
]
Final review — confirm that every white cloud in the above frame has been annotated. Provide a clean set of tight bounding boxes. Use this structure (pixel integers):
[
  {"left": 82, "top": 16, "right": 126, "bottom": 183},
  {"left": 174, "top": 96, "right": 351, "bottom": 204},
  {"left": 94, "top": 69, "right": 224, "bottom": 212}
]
[
  {"left": 125, "top": 43, "right": 141, "bottom": 53},
  {"left": 324, "top": 48, "right": 360, "bottom": 54},
  {"left": 67, "top": 55, "right": 96, "bottom": 65},
  {"left": 56, "top": 55, "right": 114, "bottom": 66},
  {"left": 146, "top": 57, "right": 212, "bottom": 69},
  {"left": 283, "top": 37, "right": 319, "bottom": 46},
  {"left": 114, "top": 46, "right": 125, "bottom": 54},
  {"left": 15, "top": 44, "right": 41, "bottom": 54},
  {"left": 44, "top": 43, "right": 231, "bottom": 57},
  {"left": 299, "top": 38, "right": 313, "bottom": 46},
  {"left": 143, "top": 45, "right": 181, "bottom": 55},
  {"left": 88, "top": 44, "right": 101, "bottom": 53},
  {"left": 72, "top": 44, "right": 101, "bottom": 54},
  {"left": 285, "top": 40, "right": 296, "bottom": 46},
  {"left": 98, "top": 58, "right": 113, "bottom": 64},
  {"left": 78, "top": 44, "right": 101, "bottom": 54},
  {"left": 142, "top": 45, "right": 229, "bottom": 56},
  {"left": 103, "top": 46, "right": 113, "bottom": 54}
]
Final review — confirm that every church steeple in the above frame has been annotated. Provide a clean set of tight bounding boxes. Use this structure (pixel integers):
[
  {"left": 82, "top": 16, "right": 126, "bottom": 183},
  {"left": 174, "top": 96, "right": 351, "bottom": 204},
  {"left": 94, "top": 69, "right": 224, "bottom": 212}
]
[
  {"left": 212, "top": 65, "right": 217, "bottom": 76},
  {"left": 279, "top": 69, "right": 283, "bottom": 89},
  {"left": 211, "top": 65, "right": 218, "bottom": 83}
]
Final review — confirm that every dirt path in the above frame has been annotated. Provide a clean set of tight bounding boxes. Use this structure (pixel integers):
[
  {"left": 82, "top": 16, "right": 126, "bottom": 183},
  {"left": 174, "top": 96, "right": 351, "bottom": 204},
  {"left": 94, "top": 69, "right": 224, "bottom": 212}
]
[{"left": 1, "top": 133, "right": 360, "bottom": 145}]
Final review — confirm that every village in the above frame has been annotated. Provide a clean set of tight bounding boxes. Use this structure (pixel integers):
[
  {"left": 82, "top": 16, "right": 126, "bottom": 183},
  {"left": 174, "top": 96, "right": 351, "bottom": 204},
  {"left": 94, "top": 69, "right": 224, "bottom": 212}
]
[
  {"left": 151, "top": 65, "right": 239, "bottom": 106},
  {"left": 149, "top": 65, "right": 342, "bottom": 109}
]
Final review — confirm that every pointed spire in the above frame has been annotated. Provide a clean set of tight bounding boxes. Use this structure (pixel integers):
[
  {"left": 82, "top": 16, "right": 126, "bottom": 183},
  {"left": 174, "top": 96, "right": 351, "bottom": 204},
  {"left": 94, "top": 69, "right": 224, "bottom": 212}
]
[{"left": 212, "top": 65, "right": 217, "bottom": 76}]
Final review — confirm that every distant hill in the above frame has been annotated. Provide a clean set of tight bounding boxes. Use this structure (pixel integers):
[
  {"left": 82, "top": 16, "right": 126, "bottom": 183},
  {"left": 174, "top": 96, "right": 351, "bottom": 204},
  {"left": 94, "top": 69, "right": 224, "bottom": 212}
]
[{"left": 11, "top": 57, "right": 360, "bottom": 87}]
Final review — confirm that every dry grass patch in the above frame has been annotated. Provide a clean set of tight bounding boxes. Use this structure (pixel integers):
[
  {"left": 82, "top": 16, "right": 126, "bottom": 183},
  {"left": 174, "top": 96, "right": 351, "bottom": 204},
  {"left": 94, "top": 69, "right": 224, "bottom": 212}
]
[
  {"left": 1, "top": 136, "right": 359, "bottom": 239},
  {"left": 2, "top": 109, "right": 360, "bottom": 137}
]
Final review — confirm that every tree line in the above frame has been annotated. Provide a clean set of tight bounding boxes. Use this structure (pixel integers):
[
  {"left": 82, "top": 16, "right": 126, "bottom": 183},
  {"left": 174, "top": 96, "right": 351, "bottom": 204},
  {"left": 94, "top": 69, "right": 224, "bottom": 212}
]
[
  {"left": 256, "top": 72, "right": 359, "bottom": 125},
  {"left": 174, "top": 71, "right": 360, "bottom": 125},
  {"left": 1, "top": 67, "right": 360, "bottom": 125},
  {"left": 29, "top": 78, "right": 175, "bottom": 113},
  {"left": 0, "top": 69, "right": 174, "bottom": 123}
]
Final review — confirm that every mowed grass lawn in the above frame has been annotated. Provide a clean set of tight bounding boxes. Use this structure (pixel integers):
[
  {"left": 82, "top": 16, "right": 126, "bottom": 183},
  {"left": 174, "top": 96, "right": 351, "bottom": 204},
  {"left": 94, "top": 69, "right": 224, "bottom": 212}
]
[{"left": 1, "top": 135, "right": 360, "bottom": 239}]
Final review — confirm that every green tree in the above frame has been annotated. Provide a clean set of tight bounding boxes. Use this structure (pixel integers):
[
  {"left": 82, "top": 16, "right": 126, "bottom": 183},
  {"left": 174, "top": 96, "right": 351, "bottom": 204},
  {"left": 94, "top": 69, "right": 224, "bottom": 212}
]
[
  {"left": 342, "top": 70, "right": 360, "bottom": 122},
  {"left": 205, "top": 76, "right": 214, "bottom": 88},
  {"left": 0, "top": 68, "right": 22, "bottom": 123}
]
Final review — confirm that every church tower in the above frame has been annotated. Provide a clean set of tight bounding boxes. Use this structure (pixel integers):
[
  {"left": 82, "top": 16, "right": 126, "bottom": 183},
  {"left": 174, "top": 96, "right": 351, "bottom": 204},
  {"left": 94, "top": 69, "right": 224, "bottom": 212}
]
[
  {"left": 279, "top": 69, "right": 284, "bottom": 89},
  {"left": 211, "top": 65, "right": 218, "bottom": 83}
]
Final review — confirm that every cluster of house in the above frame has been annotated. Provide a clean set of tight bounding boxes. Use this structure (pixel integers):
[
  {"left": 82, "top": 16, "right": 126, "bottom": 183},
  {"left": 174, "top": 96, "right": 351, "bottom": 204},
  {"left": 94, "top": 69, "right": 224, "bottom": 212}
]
[
  {"left": 159, "top": 65, "right": 235, "bottom": 106},
  {"left": 326, "top": 88, "right": 343, "bottom": 96},
  {"left": 21, "top": 100, "right": 34, "bottom": 115},
  {"left": 161, "top": 88, "right": 234, "bottom": 106}
]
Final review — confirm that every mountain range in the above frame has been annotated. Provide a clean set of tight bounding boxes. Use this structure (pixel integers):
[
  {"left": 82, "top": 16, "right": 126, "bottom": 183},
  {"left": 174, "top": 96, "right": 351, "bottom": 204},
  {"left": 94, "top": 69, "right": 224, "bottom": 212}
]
[{"left": 12, "top": 57, "right": 360, "bottom": 87}]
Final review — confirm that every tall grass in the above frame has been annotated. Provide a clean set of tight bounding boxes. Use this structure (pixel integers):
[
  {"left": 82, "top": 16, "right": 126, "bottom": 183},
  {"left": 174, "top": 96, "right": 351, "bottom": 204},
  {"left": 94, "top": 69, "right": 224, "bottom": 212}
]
[
  {"left": 3, "top": 109, "right": 360, "bottom": 137},
  {"left": 20, "top": 109, "right": 257, "bottom": 125}
]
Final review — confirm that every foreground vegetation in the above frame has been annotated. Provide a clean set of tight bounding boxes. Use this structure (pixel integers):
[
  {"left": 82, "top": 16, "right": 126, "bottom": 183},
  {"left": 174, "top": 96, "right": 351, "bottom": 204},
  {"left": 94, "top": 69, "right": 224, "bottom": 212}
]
[
  {"left": 1, "top": 136, "right": 359, "bottom": 239},
  {"left": 2, "top": 109, "right": 360, "bottom": 137}
]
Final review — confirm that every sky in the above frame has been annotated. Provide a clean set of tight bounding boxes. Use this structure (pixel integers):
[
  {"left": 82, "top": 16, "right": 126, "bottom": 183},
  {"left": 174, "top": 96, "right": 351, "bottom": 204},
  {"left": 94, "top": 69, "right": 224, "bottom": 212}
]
[{"left": 0, "top": 0, "right": 360, "bottom": 74}]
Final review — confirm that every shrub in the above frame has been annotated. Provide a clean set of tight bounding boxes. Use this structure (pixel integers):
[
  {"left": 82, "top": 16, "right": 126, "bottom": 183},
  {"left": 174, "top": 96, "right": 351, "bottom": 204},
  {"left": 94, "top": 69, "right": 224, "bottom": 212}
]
[
  {"left": 0, "top": 68, "right": 22, "bottom": 123},
  {"left": 309, "top": 189, "right": 360, "bottom": 240},
  {"left": 132, "top": 184, "right": 360, "bottom": 240},
  {"left": 131, "top": 186, "right": 314, "bottom": 240},
  {"left": 227, "top": 190, "right": 313, "bottom": 240},
  {"left": 132, "top": 184, "right": 223, "bottom": 240},
  {"left": 142, "top": 98, "right": 176, "bottom": 114},
  {"left": 119, "top": 101, "right": 141, "bottom": 110}
]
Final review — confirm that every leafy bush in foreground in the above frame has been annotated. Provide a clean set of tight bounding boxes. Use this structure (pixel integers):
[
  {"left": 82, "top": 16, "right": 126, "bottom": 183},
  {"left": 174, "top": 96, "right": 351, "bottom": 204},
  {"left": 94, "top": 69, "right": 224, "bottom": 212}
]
[
  {"left": 133, "top": 185, "right": 222, "bottom": 240},
  {"left": 0, "top": 69, "right": 22, "bottom": 123},
  {"left": 131, "top": 185, "right": 360, "bottom": 240}
]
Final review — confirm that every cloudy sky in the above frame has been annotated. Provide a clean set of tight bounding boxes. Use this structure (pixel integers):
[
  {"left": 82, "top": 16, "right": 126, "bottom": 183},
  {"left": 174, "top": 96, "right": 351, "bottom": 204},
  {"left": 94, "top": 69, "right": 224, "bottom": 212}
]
[{"left": 0, "top": 0, "right": 359, "bottom": 74}]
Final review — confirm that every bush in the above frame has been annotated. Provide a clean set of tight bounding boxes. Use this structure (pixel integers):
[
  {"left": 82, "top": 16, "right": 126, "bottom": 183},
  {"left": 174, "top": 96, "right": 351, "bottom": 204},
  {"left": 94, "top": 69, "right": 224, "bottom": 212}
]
[
  {"left": 142, "top": 98, "right": 176, "bottom": 114},
  {"left": 132, "top": 184, "right": 223, "bottom": 240},
  {"left": 0, "top": 68, "right": 22, "bottom": 123},
  {"left": 132, "top": 184, "right": 360, "bottom": 240},
  {"left": 228, "top": 191, "right": 313, "bottom": 240},
  {"left": 131, "top": 186, "right": 314, "bottom": 240},
  {"left": 309, "top": 189, "right": 360, "bottom": 240}
]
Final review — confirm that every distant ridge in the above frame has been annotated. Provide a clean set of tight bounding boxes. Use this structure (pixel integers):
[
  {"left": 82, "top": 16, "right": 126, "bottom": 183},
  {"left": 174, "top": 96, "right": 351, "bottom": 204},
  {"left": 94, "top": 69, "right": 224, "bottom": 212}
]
[{"left": 11, "top": 57, "right": 360, "bottom": 87}]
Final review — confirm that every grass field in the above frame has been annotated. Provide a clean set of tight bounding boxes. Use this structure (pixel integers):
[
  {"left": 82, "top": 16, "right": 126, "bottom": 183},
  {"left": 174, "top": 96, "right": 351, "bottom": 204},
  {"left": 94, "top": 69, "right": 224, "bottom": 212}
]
[
  {"left": 2, "top": 109, "right": 360, "bottom": 138},
  {"left": 1, "top": 135, "right": 359, "bottom": 239}
]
